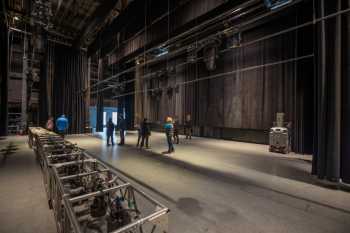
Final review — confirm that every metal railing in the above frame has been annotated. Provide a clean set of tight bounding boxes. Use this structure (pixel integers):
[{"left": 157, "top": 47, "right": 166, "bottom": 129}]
[{"left": 28, "top": 127, "right": 169, "bottom": 233}]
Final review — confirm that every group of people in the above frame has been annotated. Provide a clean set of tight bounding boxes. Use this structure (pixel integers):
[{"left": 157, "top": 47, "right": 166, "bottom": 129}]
[
  {"left": 163, "top": 114, "right": 192, "bottom": 154},
  {"left": 47, "top": 113, "right": 193, "bottom": 154},
  {"left": 136, "top": 118, "right": 151, "bottom": 149},
  {"left": 133, "top": 114, "right": 193, "bottom": 154},
  {"left": 106, "top": 116, "right": 126, "bottom": 146}
]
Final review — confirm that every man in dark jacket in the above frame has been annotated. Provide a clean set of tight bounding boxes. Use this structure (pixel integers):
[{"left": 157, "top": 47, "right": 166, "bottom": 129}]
[
  {"left": 184, "top": 114, "right": 192, "bottom": 139},
  {"left": 117, "top": 116, "right": 126, "bottom": 145},
  {"left": 173, "top": 117, "right": 179, "bottom": 144},
  {"left": 140, "top": 118, "right": 151, "bottom": 148},
  {"left": 106, "top": 118, "right": 115, "bottom": 146}
]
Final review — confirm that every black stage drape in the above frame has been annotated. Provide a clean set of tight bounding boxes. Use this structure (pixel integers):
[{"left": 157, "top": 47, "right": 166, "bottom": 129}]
[
  {"left": 39, "top": 33, "right": 49, "bottom": 126},
  {"left": 0, "top": 7, "right": 8, "bottom": 136},
  {"left": 137, "top": 3, "right": 315, "bottom": 153},
  {"left": 40, "top": 42, "right": 88, "bottom": 134},
  {"left": 342, "top": 0, "right": 350, "bottom": 184},
  {"left": 313, "top": 0, "right": 350, "bottom": 183},
  {"left": 96, "top": 58, "right": 104, "bottom": 132}
]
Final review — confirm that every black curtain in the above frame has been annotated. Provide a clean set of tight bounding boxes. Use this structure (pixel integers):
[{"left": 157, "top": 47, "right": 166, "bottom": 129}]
[
  {"left": 125, "top": 73, "right": 135, "bottom": 129},
  {"left": 0, "top": 6, "right": 8, "bottom": 136},
  {"left": 96, "top": 93, "right": 104, "bottom": 132},
  {"left": 96, "top": 58, "right": 104, "bottom": 132},
  {"left": 39, "top": 33, "right": 49, "bottom": 127},
  {"left": 137, "top": 3, "right": 315, "bottom": 153},
  {"left": 119, "top": 96, "right": 134, "bottom": 129},
  {"left": 41, "top": 42, "right": 88, "bottom": 134},
  {"left": 313, "top": 0, "right": 350, "bottom": 183},
  {"left": 341, "top": 0, "right": 350, "bottom": 184}
]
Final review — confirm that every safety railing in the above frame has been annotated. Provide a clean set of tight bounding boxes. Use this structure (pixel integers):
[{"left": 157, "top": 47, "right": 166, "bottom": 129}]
[{"left": 29, "top": 127, "right": 169, "bottom": 233}]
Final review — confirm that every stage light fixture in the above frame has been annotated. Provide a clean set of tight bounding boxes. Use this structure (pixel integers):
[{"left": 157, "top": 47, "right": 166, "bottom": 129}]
[{"left": 264, "top": 0, "right": 293, "bottom": 10}]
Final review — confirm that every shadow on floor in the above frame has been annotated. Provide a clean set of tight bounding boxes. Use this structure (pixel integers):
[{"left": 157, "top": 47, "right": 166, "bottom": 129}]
[
  {"left": 192, "top": 142, "right": 314, "bottom": 185},
  {"left": 121, "top": 141, "right": 314, "bottom": 186},
  {"left": 297, "top": 158, "right": 313, "bottom": 164},
  {"left": 177, "top": 197, "right": 203, "bottom": 216},
  {"left": 118, "top": 146, "right": 350, "bottom": 212},
  {"left": 0, "top": 142, "right": 19, "bottom": 167}
]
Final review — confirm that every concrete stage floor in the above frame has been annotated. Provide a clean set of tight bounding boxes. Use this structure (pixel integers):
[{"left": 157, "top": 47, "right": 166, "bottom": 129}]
[
  {"left": 66, "top": 132, "right": 350, "bottom": 233},
  {"left": 0, "top": 136, "right": 56, "bottom": 233},
  {"left": 0, "top": 133, "right": 349, "bottom": 233}
]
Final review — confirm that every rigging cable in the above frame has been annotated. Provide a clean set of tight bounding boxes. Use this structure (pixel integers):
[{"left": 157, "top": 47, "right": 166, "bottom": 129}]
[
  {"left": 91, "top": 4, "right": 350, "bottom": 96},
  {"left": 112, "top": 54, "right": 314, "bottom": 99}
]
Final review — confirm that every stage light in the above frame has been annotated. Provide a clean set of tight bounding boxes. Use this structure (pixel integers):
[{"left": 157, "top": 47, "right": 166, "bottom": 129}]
[
  {"left": 155, "top": 48, "right": 169, "bottom": 57},
  {"left": 264, "top": 0, "right": 293, "bottom": 10},
  {"left": 229, "top": 33, "right": 241, "bottom": 48}
]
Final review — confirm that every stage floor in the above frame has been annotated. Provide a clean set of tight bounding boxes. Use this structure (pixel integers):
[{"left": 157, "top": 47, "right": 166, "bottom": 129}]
[
  {"left": 0, "top": 133, "right": 349, "bottom": 233},
  {"left": 65, "top": 132, "right": 350, "bottom": 233},
  {"left": 0, "top": 136, "right": 56, "bottom": 233}
]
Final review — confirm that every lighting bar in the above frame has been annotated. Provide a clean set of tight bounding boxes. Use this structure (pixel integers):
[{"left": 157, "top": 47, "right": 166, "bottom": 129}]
[{"left": 264, "top": 0, "right": 293, "bottom": 10}]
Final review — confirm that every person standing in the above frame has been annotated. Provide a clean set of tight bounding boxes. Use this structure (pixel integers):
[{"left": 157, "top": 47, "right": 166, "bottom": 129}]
[
  {"left": 46, "top": 116, "right": 54, "bottom": 131},
  {"left": 106, "top": 118, "right": 115, "bottom": 146},
  {"left": 140, "top": 118, "right": 151, "bottom": 149},
  {"left": 135, "top": 122, "right": 142, "bottom": 147},
  {"left": 164, "top": 117, "right": 174, "bottom": 153},
  {"left": 56, "top": 114, "right": 68, "bottom": 138},
  {"left": 184, "top": 114, "right": 192, "bottom": 139},
  {"left": 173, "top": 117, "right": 179, "bottom": 144},
  {"left": 117, "top": 116, "right": 126, "bottom": 145}
]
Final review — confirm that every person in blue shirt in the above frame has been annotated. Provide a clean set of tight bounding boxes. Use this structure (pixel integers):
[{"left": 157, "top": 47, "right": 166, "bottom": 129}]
[
  {"left": 164, "top": 117, "right": 174, "bottom": 154},
  {"left": 140, "top": 118, "right": 151, "bottom": 149},
  {"left": 56, "top": 114, "right": 69, "bottom": 138}
]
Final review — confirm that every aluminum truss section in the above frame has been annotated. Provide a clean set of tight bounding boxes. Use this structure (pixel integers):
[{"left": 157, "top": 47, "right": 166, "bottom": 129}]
[{"left": 28, "top": 127, "right": 169, "bottom": 233}]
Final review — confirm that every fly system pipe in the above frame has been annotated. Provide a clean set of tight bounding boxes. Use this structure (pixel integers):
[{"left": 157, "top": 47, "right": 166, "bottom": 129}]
[{"left": 28, "top": 127, "right": 170, "bottom": 233}]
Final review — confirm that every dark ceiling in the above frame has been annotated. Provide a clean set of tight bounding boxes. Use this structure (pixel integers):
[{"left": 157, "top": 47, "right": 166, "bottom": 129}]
[{"left": 6, "top": 0, "right": 134, "bottom": 47}]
